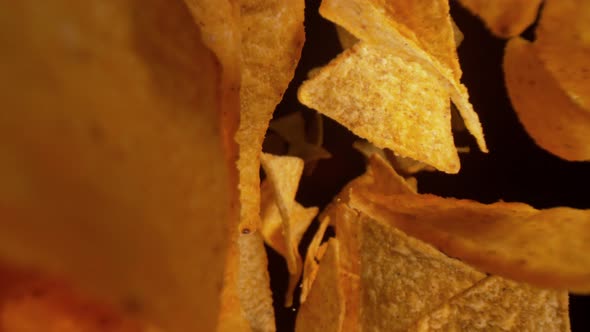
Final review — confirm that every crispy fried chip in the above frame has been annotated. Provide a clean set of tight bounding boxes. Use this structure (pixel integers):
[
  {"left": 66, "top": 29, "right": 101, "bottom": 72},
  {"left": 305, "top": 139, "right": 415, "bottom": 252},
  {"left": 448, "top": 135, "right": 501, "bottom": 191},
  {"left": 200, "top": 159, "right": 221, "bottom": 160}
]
[
  {"left": 504, "top": 38, "right": 590, "bottom": 161},
  {"left": 319, "top": 0, "right": 487, "bottom": 152},
  {"left": 411, "top": 276, "right": 570, "bottom": 331},
  {"left": 295, "top": 239, "right": 345, "bottom": 332},
  {"left": 299, "top": 42, "right": 461, "bottom": 173},
  {"left": 269, "top": 112, "right": 332, "bottom": 172},
  {"left": 260, "top": 179, "right": 318, "bottom": 306},
  {"left": 0, "top": 263, "right": 152, "bottom": 332},
  {"left": 236, "top": 0, "right": 306, "bottom": 233},
  {"left": 236, "top": 233, "right": 276, "bottom": 332},
  {"left": 353, "top": 140, "right": 435, "bottom": 177},
  {"left": 535, "top": 0, "right": 590, "bottom": 111},
  {"left": 456, "top": 0, "right": 542, "bottom": 38},
  {"left": 335, "top": 24, "right": 358, "bottom": 50},
  {"left": 350, "top": 190, "right": 590, "bottom": 293},
  {"left": 260, "top": 153, "right": 319, "bottom": 306},
  {"left": 300, "top": 217, "right": 330, "bottom": 303},
  {"left": 0, "top": 1, "right": 238, "bottom": 331}
]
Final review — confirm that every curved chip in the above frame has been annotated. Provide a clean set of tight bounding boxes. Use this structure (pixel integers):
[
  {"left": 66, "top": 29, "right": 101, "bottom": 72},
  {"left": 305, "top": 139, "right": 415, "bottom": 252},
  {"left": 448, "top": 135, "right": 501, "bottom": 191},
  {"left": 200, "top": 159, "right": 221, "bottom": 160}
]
[
  {"left": 456, "top": 0, "right": 542, "bottom": 38},
  {"left": 299, "top": 42, "right": 461, "bottom": 173},
  {"left": 0, "top": 0, "right": 238, "bottom": 331},
  {"left": 319, "top": 0, "right": 487, "bottom": 153},
  {"left": 236, "top": 0, "right": 306, "bottom": 233},
  {"left": 350, "top": 190, "right": 590, "bottom": 293},
  {"left": 504, "top": 37, "right": 590, "bottom": 161},
  {"left": 535, "top": 0, "right": 590, "bottom": 111}
]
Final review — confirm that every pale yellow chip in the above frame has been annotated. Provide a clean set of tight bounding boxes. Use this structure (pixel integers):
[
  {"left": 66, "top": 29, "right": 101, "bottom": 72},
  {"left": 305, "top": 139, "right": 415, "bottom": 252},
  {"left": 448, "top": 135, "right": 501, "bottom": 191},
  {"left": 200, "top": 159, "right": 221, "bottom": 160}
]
[
  {"left": 350, "top": 189, "right": 590, "bottom": 293},
  {"left": 456, "top": 0, "right": 542, "bottom": 38},
  {"left": 299, "top": 42, "right": 460, "bottom": 173},
  {"left": 295, "top": 239, "right": 345, "bottom": 332},
  {"left": 0, "top": 1, "right": 238, "bottom": 331},
  {"left": 535, "top": 0, "right": 590, "bottom": 111},
  {"left": 235, "top": 0, "right": 306, "bottom": 233},
  {"left": 260, "top": 178, "right": 318, "bottom": 306},
  {"left": 319, "top": 0, "right": 487, "bottom": 152},
  {"left": 504, "top": 38, "right": 590, "bottom": 161},
  {"left": 411, "top": 276, "right": 570, "bottom": 331}
]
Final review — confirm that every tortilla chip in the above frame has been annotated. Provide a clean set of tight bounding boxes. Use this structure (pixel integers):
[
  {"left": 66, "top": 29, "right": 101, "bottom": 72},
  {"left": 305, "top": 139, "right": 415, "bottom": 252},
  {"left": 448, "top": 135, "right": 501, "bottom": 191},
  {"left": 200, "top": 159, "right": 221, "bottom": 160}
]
[
  {"left": 411, "top": 276, "right": 570, "bottom": 331},
  {"left": 356, "top": 212, "right": 486, "bottom": 330},
  {"left": 456, "top": 0, "right": 542, "bottom": 38},
  {"left": 335, "top": 24, "right": 358, "bottom": 50},
  {"left": 350, "top": 190, "right": 590, "bottom": 293},
  {"left": 451, "top": 18, "right": 464, "bottom": 47},
  {"left": 353, "top": 140, "right": 435, "bottom": 177},
  {"left": 236, "top": 233, "right": 276, "bottom": 332},
  {"left": 0, "top": 263, "right": 153, "bottom": 332},
  {"left": 0, "top": 1, "right": 237, "bottom": 331},
  {"left": 295, "top": 239, "right": 345, "bottom": 332},
  {"left": 269, "top": 112, "right": 332, "bottom": 172},
  {"left": 319, "top": 0, "right": 487, "bottom": 152},
  {"left": 535, "top": 0, "right": 590, "bottom": 111},
  {"left": 299, "top": 42, "right": 460, "bottom": 173},
  {"left": 260, "top": 178, "right": 318, "bottom": 306},
  {"left": 504, "top": 38, "right": 590, "bottom": 161},
  {"left": 235, "top": 0, "right": 306, "bottom": 233},
  {"left": 300, "top": 217, "right": 331, "bottom": 303}
]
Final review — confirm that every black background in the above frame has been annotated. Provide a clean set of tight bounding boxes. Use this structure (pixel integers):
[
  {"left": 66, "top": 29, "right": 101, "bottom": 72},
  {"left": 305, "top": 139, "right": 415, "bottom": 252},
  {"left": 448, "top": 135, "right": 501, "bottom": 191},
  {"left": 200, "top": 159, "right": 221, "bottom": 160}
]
[{"left": 265, "top": 1, "right": 590, "bottom": 330}]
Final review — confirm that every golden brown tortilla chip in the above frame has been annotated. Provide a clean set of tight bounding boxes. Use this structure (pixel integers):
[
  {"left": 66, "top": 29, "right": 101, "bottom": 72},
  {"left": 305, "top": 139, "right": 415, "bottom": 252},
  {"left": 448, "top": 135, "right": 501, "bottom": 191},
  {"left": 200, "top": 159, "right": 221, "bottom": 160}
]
[
  {"left": 456, "top": 0, "right": 542, "bottom": 38},
  {"left": 319, "top": 0, "right": 487, "bottom": 152},
  {"left": 300, "top": 217, "right": 331, "bottom": 304},
  {"left": 535, "top": 0, "right": 590, "bottom": 111},
  {"left": 504, "top": 37, "right": 590, "bottom": 161},
  {"left": 235, "top": 0, "right": 306, "bottom": 233},
  {"left": 299, "top": 42, "right": 461, "bottom": 173},
  {"left": 411, "top": 276, "right": 570, "bottom": 331},
  {"left": 350, "top": 190, "right": 590, "bottom": 293},
  {"left": 295, "top": 239, "right": 345, "bottom": 332},
  {"left": 0, "top": 1, "right": 238, "bottom": 331}
]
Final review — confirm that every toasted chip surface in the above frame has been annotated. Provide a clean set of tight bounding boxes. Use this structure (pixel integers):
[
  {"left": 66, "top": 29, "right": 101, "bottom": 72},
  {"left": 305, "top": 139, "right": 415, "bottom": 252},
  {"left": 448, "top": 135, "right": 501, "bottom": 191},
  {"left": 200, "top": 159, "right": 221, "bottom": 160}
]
[
  {"left": 236, "top": 0, "right": 306, "bottom": 232},
  {"left": 299, "top": 42, "right": 460, "bottom": 173},
  {"left": 457, "top": 0, "right": 542, "bottom": 38},
  {"left": 504, "top": 37, "right": 590, "bottom": 161},
  {"left": 351, "top": 190, "right": 590, "bottom": 293},
  {"left": 535, "top": 0, "right": 590, "bottom": 111},
  {"left": 319, "top": 0, "right": 487, "bottom": 152},
  {"left": 295, "top": 239, "right": 344, "bottom": 332},
  {"left": 0, "top": 1, "right": 236, "bottom": 331},
  {"left": 411, "top": 276, "right": 570, "bottom": 331},
  {"left": 358, "top": 213, "right": 486, "bottom": 331}
]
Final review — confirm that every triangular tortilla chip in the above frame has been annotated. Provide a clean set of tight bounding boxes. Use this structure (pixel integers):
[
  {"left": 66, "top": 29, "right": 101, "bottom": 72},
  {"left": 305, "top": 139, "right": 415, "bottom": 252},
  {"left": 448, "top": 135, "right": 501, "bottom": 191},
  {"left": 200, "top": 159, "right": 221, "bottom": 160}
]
[
  {"left": 456, "top": 0, "right": 542, "bottom": 38},
  {"left": 235, "top": 0, "right": 306, "bottom": 233},
  {"left": 260, "top": 178, "right": 318, "bottom": 306},
  {"left": 299, "top": 42, "right": 461, "bottom": 173},
  {"left": 504, "top": 37, "right": 590, "bottom": 161},
  {"left": 318, "top": 0, "right": 487, "bottom": 152},
  {"left": 295, "top": 239, "right": 345, "bottom": 332},
  {"left": 0, "top": 1, "right": 238, "bottom": 331},
  {"left": 535, "top": 0, "right": 590, "bottom": 111},
  {"left": 411, "top": 276, "right": 570, "bottom": 331},
  {"left": 350, "top": 189, "right": 590, "bottom": 293}
]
